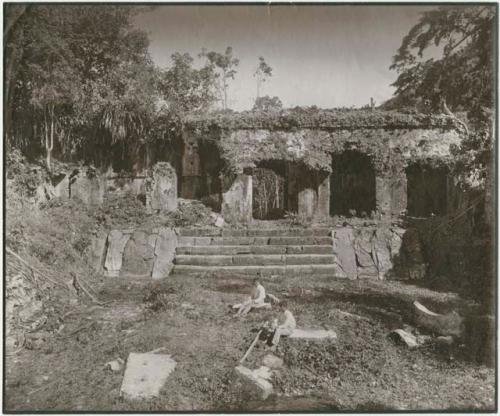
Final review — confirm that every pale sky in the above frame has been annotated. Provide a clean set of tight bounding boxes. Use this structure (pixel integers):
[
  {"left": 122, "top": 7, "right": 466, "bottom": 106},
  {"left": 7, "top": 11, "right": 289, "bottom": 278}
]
[{"left": 134, "top": 5, "right": 435, "bottom": 111}]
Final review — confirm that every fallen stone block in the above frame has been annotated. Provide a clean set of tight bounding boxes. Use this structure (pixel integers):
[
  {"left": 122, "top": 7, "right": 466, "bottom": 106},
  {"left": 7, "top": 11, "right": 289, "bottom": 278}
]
[
  {"left": 413, "top": 301, "right": 463, "bottom": 337},
  {"left": 263, "top": 354, "right": 284, "bottom": 369},
  {"left": 289, "top": 329, "right": 337, "bottom": 341},
  {"left": 105, "top": 358, "right": 124, "bottom": 372},
  {"left": 234, "top": 365, "right": 273, "bottom": 400},
  {"left": 390, "top": 329, "right": 418, "bottom": 348},
  {"left": 120, "top": 353, "right": 176, "bottom": 400}
]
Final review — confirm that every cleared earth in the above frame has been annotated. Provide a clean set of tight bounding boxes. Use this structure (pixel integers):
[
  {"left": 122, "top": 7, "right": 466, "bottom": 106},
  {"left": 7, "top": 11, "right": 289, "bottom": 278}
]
[{"left": 4, "top": 272, "right": 495, "bottom": 412}]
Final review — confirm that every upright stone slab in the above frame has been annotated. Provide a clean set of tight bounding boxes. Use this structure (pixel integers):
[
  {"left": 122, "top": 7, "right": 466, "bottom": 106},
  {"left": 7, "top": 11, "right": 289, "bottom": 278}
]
[
  {"left": 89, "top": 231, "right": 108, "bottom": 273},
  {"left": 152, "top": 228, "right": 177, "bottom": 279},
  {"left": 52, "top": 174, "right": 70, "bottom": 199},
  {"left": 316, "top": 173, "right": 330, "bottom": 219},
  {"left": 104, "top": 230, "right": 131, "bottom": 277},
  {"left": 298, "top": 188, "right": 316, "bottom": 220},
  {"left": 331, "top": 228, "right": 357, "bottom": 279},
  {"left": 70, "top": 168, "right": 105, "bottom": 206},
  {"left": 372, "top": 228, "right": 394, "bottom": 279},
  {"left": 221, "top": 174, "right": 253, "bottom": 223},
  {"left": 375, "top": 176, "right": 392, "bottom": 217},
  {"left": 354, "top": 229, "right": 378, "bottom": 279},
  {"left": 121, "top": 230, "right": 157, "bottom": 277},
  {"left": 148, "top": 162, "right": 178, "bottom": 212}
]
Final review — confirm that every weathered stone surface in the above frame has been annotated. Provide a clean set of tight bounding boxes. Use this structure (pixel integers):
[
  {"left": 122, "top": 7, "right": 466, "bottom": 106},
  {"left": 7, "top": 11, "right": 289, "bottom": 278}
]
[
  {"left": 221, "top": 174, "right": 253, "bottom": 223},
  {"left": 316, "top": 174, "right": 330, "bottom": 219},
  {"left": 289, "top": 329, "right": 337, "bottom": 341},
  {"left": 331, "top": 228, "right": 357, "bottom": 279},
  {"left": 413, "top": 301, "right": 464, "bottom": 337},
  {"left": 104, "top": 230, "right": 131, "bottom": 277},
  {"left": 298, "top": 188, "right": 316, "bottom": 220},
  {"left": 105, "top": 358, "right": 125, "bottom": 372},
  {"left": 390, "top": 329, "right": 418, "bottom": 348},
  {"left": 70, "top": 169, "right": 105, "bottom": 206},
  {"left": 89, "top": 232, "right": 108, "bottom": 272},
  {"left": 120, "top": 353, "right": 176, "bottom": 400},
  {"left": 234, "top": 365, "right": 273, "bottom": 400},
  {"left": 121, "top": 230, "right": 157, "bottom": 276},
  {"left": 148, "top": 162, "right": 178, "bottom": 212},
  {"left": 152, "top": 228, "right": 177, "bottom": 279},
  {"left": 372, "top": 228, "right": 394, "bottom": 279},
  {"left": 52, "top": 174, "right": 70, "bottom": 198}
]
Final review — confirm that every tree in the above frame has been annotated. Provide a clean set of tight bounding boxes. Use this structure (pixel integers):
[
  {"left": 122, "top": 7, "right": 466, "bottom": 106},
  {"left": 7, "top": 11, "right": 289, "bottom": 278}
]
[
  {"left": 200, "top": 47, "right": 239, "bottom": 110},
  {"left": 253, "top": 56, "right": 272, "bottom": 99},
  {"left": 389, "top": 6, "right": 495, "bottom": 116},
  {"left": 159, "top": 52, "right": 217, "bottom": 116},
  {"left": 252, "top": 95, "right": 283, "bottom": 112},
  {"left": 5, "top": 5, "right": 159, "bottom": 170}
]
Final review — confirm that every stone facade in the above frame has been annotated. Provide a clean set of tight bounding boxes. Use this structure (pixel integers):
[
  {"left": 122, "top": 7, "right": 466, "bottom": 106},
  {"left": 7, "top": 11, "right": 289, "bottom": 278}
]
[{"left": 100, "top": 228, "right": 178, "bottom": 279}]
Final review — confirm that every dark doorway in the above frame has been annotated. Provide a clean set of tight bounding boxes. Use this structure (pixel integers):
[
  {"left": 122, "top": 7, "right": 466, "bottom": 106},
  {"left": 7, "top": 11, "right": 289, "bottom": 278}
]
[
  {"left": 406, "top": 164, "right": 447, "bottom": 217},
  {"left": 330, "top": 151, "right": 376, "bottom": 216},
  {"left": 252, "top": 160, "right": 287, "bottom": 220}
]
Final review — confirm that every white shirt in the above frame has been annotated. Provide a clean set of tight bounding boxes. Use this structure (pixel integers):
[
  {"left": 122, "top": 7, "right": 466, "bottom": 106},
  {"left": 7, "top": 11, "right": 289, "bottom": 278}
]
[
  {"left": 251, "top": 283, "right": 266, "bottom": 304},
  {"left": 280, "top": 309, "right": 297, "bottom": 331}
]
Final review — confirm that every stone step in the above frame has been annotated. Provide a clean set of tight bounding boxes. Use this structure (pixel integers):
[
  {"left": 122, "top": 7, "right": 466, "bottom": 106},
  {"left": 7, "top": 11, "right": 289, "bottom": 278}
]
[
  {"left": 177, "top": 236, "right": 332, "bottom": 246},
  {"left": 176, "top": 228, "right": 331, "bottom": 237},
  {"left": 172, "top": 264, "right": 340, "bottom": 277},
  {"left": 176, "top": 245, "right": 333, "bottom": 255},
  {"left": 174, "top": 254, "right": 336, "bottom": 266}
]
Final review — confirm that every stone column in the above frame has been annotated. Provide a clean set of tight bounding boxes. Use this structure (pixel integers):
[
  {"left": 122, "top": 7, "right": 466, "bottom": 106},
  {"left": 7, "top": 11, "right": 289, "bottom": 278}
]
[
  {"left": 181, "top": 137, "right": 202, "bottom": 199},
  {"left": 221, "top": 173, "right": 253, "bottom": 223},
  {"left": 147, "top": 162, "right": 178, "bottom": 213},
  {"left": 316, "top": 173, "right": 331, "bottom": 219},
  {"left": 376, "top": 171, "right": 407, "bottom": 217}
]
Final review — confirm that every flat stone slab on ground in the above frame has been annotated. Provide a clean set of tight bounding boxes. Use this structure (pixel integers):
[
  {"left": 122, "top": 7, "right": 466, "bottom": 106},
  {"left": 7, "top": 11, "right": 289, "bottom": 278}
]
[
  {"left": 289, "top": 328, "right": 337, "bottom": 341},
  {"left": 120, "top": 353, "right": 176, "bottom": 400}
]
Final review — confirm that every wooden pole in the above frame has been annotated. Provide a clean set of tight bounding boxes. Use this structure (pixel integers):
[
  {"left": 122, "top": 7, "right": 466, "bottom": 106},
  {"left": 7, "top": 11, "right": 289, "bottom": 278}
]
[{"left": 239, "top": 329, "right": 263, "bottom": 364}]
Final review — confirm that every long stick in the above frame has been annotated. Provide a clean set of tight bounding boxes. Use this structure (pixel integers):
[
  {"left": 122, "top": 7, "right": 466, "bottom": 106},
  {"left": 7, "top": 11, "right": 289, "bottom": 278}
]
[{"left": 239, "top": 329, "right": 263, "bottom": 364}]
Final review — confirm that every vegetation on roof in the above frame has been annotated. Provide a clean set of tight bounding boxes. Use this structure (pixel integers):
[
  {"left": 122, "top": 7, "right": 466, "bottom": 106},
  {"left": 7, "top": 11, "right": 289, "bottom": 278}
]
[{"left": 185, "top": 107, "right": 461, "bottom": 133}]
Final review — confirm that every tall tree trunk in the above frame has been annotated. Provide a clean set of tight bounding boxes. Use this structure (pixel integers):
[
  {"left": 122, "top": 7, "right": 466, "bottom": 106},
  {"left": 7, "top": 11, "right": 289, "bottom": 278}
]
[{"left": 45, "top": 105, "right": 55, "bottom": 172}]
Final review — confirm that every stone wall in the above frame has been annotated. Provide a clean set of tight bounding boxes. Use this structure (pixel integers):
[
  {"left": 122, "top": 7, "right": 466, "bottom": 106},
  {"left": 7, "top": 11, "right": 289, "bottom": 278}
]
[
  {"left": 332, "top": 225, "right": 408, "bottom": 280},
  {"left": 98, "top": 228, "right": 178, "bottom": 279}
]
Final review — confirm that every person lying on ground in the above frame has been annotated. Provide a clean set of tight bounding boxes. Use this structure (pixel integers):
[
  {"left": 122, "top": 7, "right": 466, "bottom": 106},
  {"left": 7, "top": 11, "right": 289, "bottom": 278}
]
[
  {"left": 234, "top": 277, "right": 266, "bottom": 316},
  {"left": 270, "top": 301, "right": 296, "bottom": 350}
]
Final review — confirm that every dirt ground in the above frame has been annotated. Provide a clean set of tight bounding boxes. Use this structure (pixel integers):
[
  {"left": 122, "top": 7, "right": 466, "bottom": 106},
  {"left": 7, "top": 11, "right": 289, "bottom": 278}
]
[{"left": 4, "top": 273, "right": 496, "bottom": 412}]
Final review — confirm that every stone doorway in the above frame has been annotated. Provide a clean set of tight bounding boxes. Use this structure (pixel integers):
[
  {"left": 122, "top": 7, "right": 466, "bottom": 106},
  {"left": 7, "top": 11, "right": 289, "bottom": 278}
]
[
  {"left": 330, "top": 151, "right": 376, "bottom": 216},
  {"left": 406, "top": 164, "right": 447, "bottom": 217},
  {"left": 252, "top": 161, "right": 287, "bottom": 220}
]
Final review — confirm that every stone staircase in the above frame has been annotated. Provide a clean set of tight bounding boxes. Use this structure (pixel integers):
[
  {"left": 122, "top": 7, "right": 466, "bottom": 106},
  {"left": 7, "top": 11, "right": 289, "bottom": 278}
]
[{"left": 172, "top": 228, "right": 337, "bottom": 276}]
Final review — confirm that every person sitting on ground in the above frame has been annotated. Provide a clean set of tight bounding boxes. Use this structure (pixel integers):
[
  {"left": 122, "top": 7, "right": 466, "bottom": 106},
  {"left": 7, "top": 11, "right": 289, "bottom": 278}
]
[
  {"left": 270, "top": 301, "right": 296, "bottom": 350},
  {"left": 235, "top": 277, "right": 266, "bottom": 316}
]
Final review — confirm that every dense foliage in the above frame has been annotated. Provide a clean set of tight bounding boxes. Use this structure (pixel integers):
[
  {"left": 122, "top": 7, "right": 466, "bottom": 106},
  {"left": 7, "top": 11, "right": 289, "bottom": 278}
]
[
  {"left": 387, "top": 5, "right": 495, "bottom": 115},
  {"left": 185, "top": 107, "right": 460, "bottom": 132},
  {"left": 5, "top": 5, "right": 159, "bottom": 170}
]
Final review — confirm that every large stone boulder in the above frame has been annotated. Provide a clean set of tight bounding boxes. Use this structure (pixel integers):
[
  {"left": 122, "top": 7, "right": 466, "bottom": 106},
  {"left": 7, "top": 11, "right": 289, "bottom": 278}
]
[
  {"left": 147, "top": 162, "right": 177, "bottom": 213},
  {"left": 234, "top": 365, "right": 273, "bottom": 400}
]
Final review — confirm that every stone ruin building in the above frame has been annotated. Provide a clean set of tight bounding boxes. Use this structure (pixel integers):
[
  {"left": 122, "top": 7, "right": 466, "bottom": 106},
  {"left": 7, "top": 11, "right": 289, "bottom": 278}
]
[{"left": 38, "top": 110, "right": 466, "bottom": 282}]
